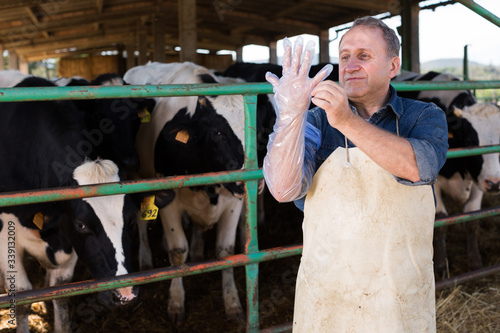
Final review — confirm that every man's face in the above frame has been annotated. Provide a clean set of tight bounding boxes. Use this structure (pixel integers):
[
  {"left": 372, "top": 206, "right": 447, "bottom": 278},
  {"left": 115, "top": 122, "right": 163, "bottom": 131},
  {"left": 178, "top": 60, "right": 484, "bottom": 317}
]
[{"left": 339, "top": 26, "right": 399, "bottom": 102}]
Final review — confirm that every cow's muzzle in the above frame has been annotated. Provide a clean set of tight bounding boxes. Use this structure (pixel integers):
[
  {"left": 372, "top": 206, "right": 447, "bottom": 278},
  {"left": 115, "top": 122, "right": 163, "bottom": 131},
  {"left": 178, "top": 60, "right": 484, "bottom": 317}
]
[
  {"left": 100, "top": 285, "right": 139, "bottom": 307},
  {"left": 484, "top": 179, "right": 500, "bottom": 193}
]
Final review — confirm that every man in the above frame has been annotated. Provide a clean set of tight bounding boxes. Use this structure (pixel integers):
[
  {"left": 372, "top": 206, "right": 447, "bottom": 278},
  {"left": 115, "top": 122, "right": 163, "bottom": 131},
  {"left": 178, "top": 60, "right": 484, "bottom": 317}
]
[{"left": 263, "top": 17, "right": 448, "bottom": 332}]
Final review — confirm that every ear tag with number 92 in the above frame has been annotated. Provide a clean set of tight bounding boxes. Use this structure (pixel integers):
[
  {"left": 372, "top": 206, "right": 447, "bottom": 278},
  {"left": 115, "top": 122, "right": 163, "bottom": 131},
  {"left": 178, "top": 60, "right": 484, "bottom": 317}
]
[{"left": 141, "top": 195, "right": 159, "bottom": 220}]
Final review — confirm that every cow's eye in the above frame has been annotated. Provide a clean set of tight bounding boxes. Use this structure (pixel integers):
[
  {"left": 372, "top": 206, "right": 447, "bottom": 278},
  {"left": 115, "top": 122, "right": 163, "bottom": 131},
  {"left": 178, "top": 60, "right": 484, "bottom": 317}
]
[
  {"left": 212, "top": 129, "right": 223, "bottom": 140},
  {"left": 75, "top": 221, "right": 88, "bottom": 233}
]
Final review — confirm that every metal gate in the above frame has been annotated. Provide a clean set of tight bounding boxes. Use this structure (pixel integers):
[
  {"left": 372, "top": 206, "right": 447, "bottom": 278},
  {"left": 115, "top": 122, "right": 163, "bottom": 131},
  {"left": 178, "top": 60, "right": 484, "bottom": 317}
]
[{"left": 0, "top": 80, "right": 499, "bottom": 333}]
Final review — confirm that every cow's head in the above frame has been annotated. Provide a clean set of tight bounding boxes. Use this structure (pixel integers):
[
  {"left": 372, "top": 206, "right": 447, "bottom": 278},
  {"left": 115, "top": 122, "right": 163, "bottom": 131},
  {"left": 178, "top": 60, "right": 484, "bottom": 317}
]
[
  {"left": 65, "top": 75, "right": 156, "bottom": 174},
  {"left": 453, "top": 104, "right": 500, "bottom": 194},
  {"left": 87, "top": 96, "right": 156, "bottom": 173},
  {"left": 155, "top": 96, "right": 245, "bottom": 197},
  {"left": 65, "top": 159, "right": 139, "bottom": 306}
]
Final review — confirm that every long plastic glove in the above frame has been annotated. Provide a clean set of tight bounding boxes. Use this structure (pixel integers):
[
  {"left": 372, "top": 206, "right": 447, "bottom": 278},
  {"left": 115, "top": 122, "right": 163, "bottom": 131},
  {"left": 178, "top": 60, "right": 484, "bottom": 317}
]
[{"left": 263, "top": 37, "right": 333, "bottom": 202}]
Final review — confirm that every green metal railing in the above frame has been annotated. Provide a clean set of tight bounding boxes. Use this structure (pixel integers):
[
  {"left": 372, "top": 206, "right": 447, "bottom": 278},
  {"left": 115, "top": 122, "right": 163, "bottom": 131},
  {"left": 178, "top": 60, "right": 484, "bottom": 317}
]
[{"left": 0, "top": 80, "right": 499, "bottom": 333}]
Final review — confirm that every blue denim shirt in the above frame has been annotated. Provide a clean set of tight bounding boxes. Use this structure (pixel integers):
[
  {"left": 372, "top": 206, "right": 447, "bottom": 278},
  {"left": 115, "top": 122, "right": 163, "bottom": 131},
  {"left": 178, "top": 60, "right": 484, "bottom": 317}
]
[{"left": 294, "top": 85, "right": 449, "bottom": 211}]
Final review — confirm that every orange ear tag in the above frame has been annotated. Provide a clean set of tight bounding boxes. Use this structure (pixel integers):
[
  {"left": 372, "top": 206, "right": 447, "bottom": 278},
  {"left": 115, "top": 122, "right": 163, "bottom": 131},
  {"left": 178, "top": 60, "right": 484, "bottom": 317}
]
[
  {"left": 33, "top": 212, "right": 44, "bottom": 229},
  {"left": 448, "top": 132, "right": 454, "bottom": 138},
  {"left": 141, "top": 195, "right": 159, "bottom": 221},
  {"left": 175, "top": 130, "right": 189, "bottom": 144},
  {"left": 138, "top": 108, "right": 151, "bottom": 123}
]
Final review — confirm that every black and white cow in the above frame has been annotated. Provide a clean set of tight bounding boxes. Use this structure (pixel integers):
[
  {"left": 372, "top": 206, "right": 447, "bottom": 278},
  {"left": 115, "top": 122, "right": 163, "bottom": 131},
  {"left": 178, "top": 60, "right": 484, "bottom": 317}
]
[
  {"left": 394, "top": 71, "right": 500, "bottom": 275},
  {"left": 0, "top": 77, "right": 140, "bottom": 333},
  {"left": 55, "top": 73, "right": 157, "bottom": 175},
  {"left": 124, "top": 62, "right": 245, "bottom": 322},
  {"left": 0, "top": 70, "right": 31, "bottom": 87}
]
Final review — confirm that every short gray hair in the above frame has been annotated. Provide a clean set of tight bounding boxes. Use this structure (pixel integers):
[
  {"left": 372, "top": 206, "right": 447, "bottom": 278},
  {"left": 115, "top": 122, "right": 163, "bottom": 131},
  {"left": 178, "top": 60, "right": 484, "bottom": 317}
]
[{"left": 346, "top": 16, "right": 400, "bottom": 58}]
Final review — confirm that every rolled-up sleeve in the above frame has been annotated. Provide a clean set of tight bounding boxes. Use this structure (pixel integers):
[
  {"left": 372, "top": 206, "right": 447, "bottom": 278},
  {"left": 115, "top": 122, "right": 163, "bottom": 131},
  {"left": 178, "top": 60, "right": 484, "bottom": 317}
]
[{"left": 396, "top": 103, "right": 449, "bottom": 186}]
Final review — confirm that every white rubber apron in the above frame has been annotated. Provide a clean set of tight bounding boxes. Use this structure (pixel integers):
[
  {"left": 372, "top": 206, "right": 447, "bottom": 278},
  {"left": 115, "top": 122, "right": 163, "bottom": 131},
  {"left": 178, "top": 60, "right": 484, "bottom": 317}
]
[{"left": 293, "top": 147, "right": 436, "bottom": 333}]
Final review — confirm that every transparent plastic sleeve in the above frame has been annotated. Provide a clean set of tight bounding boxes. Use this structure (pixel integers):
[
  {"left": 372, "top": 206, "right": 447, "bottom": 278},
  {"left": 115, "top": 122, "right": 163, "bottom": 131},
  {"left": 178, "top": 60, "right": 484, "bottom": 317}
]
[{"left": 262, "top": 37, "right": 333, "bottom": 202}]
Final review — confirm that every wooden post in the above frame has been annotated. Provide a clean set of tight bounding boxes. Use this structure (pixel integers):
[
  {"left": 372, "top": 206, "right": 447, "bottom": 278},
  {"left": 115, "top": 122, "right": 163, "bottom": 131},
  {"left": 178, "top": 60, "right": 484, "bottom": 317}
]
[
  {"left": 0, "top": 45, "right": 4, "bottom": 70},
  {"left": 269, "top": 41, "right": 277, "bottom": 64},
  {"left": 126, "top": 44, "right": 136, "bottom": 70},
  {"left": 400, "top": 0, "right": 420, "bottom": 72},
  {"left": 19, "top": 58, "right": 29, "bottom": 74},
  {"left": 319, "top": 29, "right": 330, "bottom": 63},
  {"left": 236, "top": 46, "right": 243, "bottom": 63},
  {"left": 153, "top": 14, "right": 166, "bottom": 63},
  {"left": 138, "top": 29, "right": 148, "bottom": 65},
  {"left": 8, "top": 50, "right": 18, "bottom": 70},
  {"left": 178, "top": 0, "right": 197, "bottom": 63}
]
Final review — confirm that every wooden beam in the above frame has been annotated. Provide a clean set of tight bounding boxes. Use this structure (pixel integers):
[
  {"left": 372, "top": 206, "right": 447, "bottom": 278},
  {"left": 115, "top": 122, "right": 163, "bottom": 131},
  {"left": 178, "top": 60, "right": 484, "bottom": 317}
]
[
  {"left": 269, "top": 41, "right": 277, "bottom": 64},
  {"left": 310, "top": 0, "right": 388, "bottom": 12},
  {"left": 8, "top": 50, "right": 19, "bottom": 70},
  {"left": 319, "top": 29, "right": 330, "bottom": 63},
  {"left": 14, "top": 32, "right": 134, "bottom": 55},
  {"left": 218, "top": 10, "right": 321, "bottom": 36},
  {"left": 153, "top": 14, "right": 166, "bottom": 63},
  {"left": 96, "top": 0, "right": 104, "bottom": 14},
  {"left": 178, "top": 0, "right": 197, "bottom": 62},
  {"left": 24, "top": 6, "right": 49, "bottom": 38},
  {"left": 0, "top": 45, "right": 4, "bottom": 70},
  {"left": 138, "top": 28, "right": 148, "bottom": 65},
  {"left": 0, "top": 5, "right": 156, "bottom": 39},
  {"left": 400, "top": 0, "right": 420, "bottom": 72},
  {"left": 125, "top": 43, "right": 136, "bottom": 70}
]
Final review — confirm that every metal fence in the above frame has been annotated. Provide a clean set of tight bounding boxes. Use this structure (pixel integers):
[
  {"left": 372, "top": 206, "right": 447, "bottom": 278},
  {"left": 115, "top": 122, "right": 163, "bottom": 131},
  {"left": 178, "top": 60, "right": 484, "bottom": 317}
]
[{"left": 0, "top": 80, "right": 499, "bottom": 333}]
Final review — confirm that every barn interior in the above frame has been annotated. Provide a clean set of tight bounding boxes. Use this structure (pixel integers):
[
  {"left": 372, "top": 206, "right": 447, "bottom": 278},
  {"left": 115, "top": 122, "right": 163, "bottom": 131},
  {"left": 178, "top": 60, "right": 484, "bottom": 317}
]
[
  {"left": 0, "top": 1, "right": 500, "bottom": 333},
  {"left": 0, "top": 0, "right": 486, "bottom": 77}
]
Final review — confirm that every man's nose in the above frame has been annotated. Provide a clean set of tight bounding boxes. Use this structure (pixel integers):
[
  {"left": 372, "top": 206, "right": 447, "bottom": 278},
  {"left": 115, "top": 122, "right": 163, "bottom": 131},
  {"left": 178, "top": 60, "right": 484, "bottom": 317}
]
[{"left": 345, "top": 59, "right": 360, "bottom": 72}]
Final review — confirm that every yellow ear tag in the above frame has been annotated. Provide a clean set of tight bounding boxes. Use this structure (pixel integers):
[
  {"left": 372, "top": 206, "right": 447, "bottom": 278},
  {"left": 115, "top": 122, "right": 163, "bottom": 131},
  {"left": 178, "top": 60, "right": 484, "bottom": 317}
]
[
  {"left": 141, "top": 195, "right": 158, "bottom": 220},
  {"left": 138, "top": 108, "right": 151, "bottom": 123},
  {"left": 33, "top": 212, "right": 44, "bottom": 230},
  {"left": 175, "top": 130, "right": 189, "bottom": 144},
  {"left": 448, "top": 132, "right": 454, "bottom": 138}
]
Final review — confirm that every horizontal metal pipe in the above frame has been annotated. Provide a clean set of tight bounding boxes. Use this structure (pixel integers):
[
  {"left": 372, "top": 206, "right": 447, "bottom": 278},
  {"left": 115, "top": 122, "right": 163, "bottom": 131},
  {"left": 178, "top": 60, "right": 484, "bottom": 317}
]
[
  {"left": 436, "top": 264, "right": 500, "bottom": 291},
  {"left": 0, "top": 244, "right": 302, "bottom": 308},
  {"left": 447, "top": 145, "right": 500, "bottom": 159},
  {"left": 1, "top": 144, "right": 498, "bottom": 207},
  {"left": 0, "top": 81, "right": 500, "bottom": 102},
  {"left": 0, "top": 169, "right": 263, "bottom": 207},
  {"left": 260, "top": 323, "right": 293, "bottom": 333},
  {"left": 434, "top": 207, "right": 500, "bottom": 228}
]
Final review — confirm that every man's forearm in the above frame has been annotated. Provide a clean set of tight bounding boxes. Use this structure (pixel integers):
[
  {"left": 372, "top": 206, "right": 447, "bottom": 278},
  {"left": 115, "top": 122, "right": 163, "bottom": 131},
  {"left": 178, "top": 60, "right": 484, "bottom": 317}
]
[{"left": 339, "top": 115, "right": 420, "bottom": 182}]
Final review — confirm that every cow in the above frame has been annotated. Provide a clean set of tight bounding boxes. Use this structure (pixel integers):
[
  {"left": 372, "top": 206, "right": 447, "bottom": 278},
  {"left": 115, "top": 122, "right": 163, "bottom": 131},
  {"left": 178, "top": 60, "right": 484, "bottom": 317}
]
[
  {"left": 0, "top": 76, "right": 142, "bottom": 333},
  {"left": 0, "top": 70, "right": 30, "bottom": 87},
  {"left": 124, "top": 62, "right": 246, "bottom": 322},
  {"left": 55, "top": 73, "right": 157, "bottom": 176},
  {"left": 394, "top": 70, "right": 500, "bottom": 276},
  {"left": 212, "top": 74, "right": 268, "bottom": 246}
]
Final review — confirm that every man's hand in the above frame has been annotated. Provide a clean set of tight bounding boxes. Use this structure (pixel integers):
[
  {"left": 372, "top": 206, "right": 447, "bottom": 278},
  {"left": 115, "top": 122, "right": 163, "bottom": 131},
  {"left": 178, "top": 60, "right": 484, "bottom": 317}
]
[
  {"left": 265, "top": 37, "right": 332, "bottom": 124},
  {"left": 311, "top": 80, "right": 354, "bottom": 128}
]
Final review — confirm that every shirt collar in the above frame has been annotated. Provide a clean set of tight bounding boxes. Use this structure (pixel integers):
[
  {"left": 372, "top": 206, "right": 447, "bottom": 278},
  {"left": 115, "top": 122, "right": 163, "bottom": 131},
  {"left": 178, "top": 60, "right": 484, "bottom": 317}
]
[
  {"left": 349, "top": 85, "right": 403, "bottom": 121},
  {"left": 386, "top": 85, "right": 404, "bottom": 119}
]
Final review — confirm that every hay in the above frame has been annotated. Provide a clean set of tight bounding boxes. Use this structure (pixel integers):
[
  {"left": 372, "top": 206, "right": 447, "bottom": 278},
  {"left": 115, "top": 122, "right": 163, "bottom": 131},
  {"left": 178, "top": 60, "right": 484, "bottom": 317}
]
[{"left": 436, "top": 285, "right": 500, "bottom": 333}]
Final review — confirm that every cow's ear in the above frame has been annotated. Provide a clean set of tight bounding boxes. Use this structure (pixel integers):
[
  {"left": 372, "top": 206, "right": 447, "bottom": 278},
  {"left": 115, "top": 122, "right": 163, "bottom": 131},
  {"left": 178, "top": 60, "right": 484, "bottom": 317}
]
[
  {"left": 198, "top": 96, "right": 208, "bottom": 107},
  {"left": 453, "top": 106, "right": 463, "bottom": 118}
]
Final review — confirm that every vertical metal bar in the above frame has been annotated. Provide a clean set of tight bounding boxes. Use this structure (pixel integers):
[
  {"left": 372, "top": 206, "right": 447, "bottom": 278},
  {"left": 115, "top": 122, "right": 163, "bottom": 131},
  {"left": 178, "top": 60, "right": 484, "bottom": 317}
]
[
  {"left": 455, "top": 0, "right": 500, "bottom": 28},
  {"left": 243, "top": 94, "right": 260, "bottom": 332},
  {"left": 463, "top": 45, "right": 469, "bottom": 81}
]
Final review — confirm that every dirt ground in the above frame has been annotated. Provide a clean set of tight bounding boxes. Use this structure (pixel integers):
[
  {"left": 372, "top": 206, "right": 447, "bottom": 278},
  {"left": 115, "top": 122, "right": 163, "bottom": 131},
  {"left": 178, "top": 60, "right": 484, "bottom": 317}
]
[{"left": 1, "top": 190, "right": 500, "bottom": 333}]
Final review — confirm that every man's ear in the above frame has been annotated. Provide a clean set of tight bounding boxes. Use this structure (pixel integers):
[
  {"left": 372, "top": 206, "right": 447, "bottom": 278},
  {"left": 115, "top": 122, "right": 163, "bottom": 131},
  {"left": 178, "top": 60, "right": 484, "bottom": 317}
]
[{"left": 389, "top": 56, "right": 401, "bottom": 79}]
